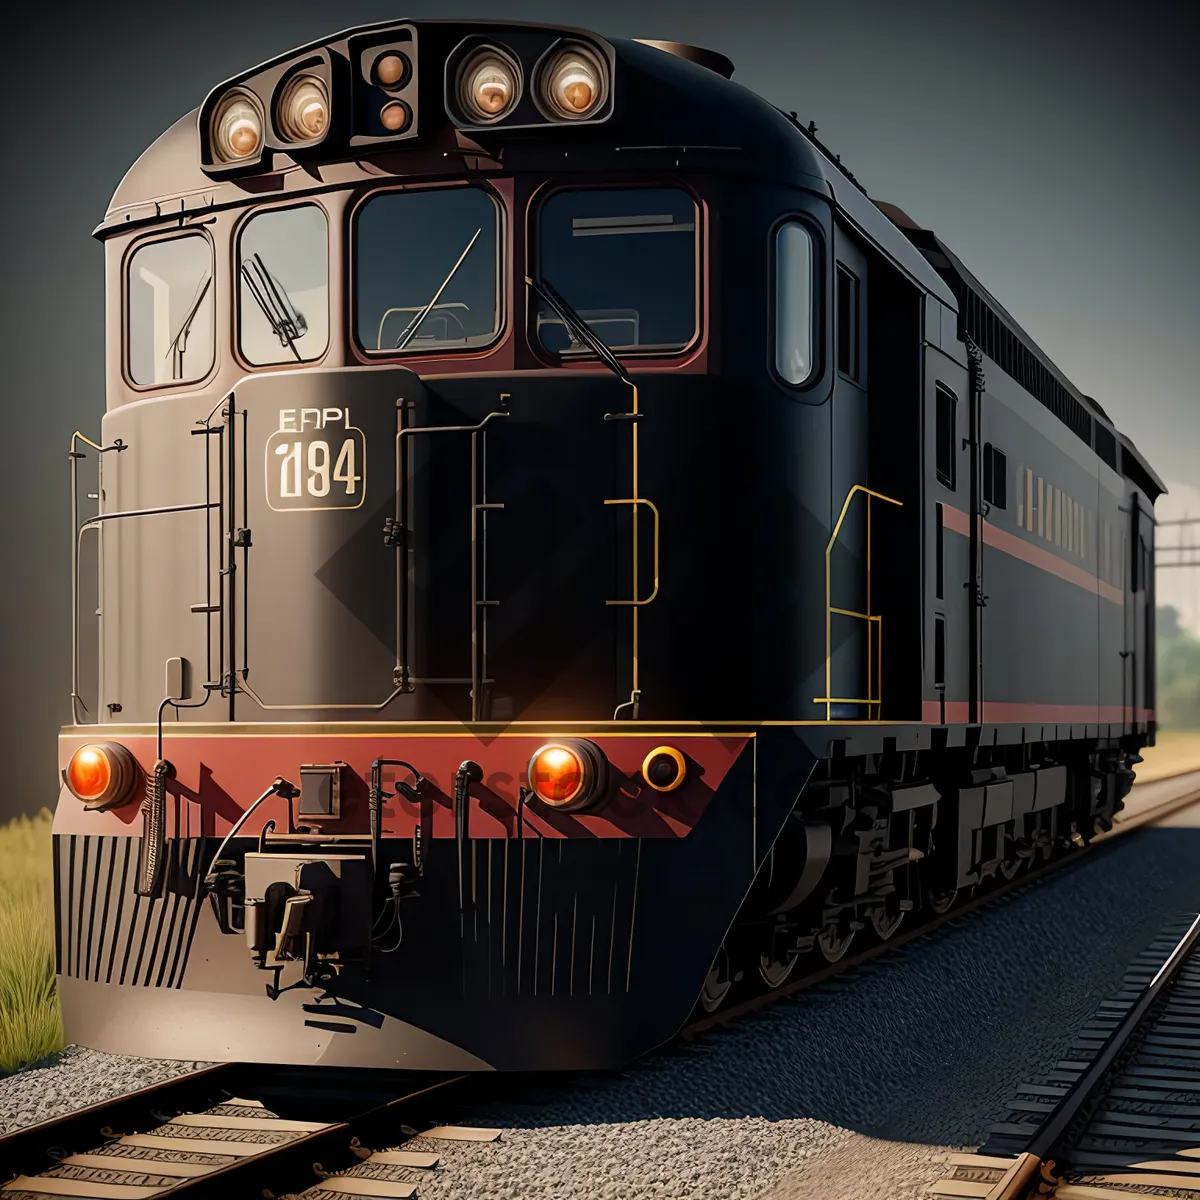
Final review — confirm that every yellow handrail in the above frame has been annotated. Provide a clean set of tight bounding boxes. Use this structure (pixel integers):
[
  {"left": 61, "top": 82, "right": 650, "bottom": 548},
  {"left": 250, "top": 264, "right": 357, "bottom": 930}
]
[{"left": 813, "top": 484, "right": 902, "bottom": 721}]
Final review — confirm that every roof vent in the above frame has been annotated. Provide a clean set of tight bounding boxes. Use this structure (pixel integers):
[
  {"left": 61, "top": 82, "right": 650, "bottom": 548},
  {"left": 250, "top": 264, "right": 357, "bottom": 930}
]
[{"left": 634, "top": 40, "right": 734, "bottom": 78}]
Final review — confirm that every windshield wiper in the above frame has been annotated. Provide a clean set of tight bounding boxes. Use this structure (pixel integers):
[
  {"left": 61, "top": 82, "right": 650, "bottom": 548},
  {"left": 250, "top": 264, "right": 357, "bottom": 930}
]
[
  {"left": 240, "top": 254, "right": 306, "bottom": 361},
  {"left": 524, "top": 274, "right": 633, "bottom": 390},
  {"left": 394, "top": 228, "right": 482, "bottom": 351},
  {"left": 165, "top": 273, "right": 212, "bottom": 381}
]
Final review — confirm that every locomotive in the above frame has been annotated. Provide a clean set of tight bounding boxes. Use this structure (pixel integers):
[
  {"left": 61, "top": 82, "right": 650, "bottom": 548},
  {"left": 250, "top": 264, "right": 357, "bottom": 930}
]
[{"left": 53, "top": 18, "right": 1162, "bottom": 1073}]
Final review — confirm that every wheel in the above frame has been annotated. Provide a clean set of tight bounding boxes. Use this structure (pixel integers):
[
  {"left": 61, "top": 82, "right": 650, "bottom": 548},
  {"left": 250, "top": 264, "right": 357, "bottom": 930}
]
[
  {"left": 999, "top": 855, "right": 1025, "bottom": 880},
  {"left": 927, "top": 887, "right": 957, "bottom": 914},
  {"left": 699, "top": 944, "right": 733, "bottom": 1013},
  {"left": 817, "top": 923, "right": 855, "bottom": 963},
  {"left": 758, "top": 933, "right": 802, "bottom": 988},
  {"left": 869, "top": 904, "right": 905, "bottom": 941}
]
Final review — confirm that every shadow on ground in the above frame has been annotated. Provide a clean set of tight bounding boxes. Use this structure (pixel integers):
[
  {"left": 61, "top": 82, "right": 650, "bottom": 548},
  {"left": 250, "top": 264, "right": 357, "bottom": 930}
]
[{"left": 478, "top": 825, "right": 1200, "bottom": 1148}]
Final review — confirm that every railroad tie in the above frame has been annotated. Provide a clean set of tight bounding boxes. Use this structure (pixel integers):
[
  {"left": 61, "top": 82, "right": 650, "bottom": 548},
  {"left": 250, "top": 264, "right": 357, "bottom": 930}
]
[{"left": 311, "top": 1126, "right": 501, "bottom": 1199}]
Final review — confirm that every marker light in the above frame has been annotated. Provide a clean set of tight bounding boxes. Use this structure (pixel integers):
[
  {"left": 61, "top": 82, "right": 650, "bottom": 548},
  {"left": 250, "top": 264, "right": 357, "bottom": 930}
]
[
  {"left": 641, "top": 746, "right": 687, "bottom": 793},
  {"left": 538, "top": 43, "right": 607, "bottom": 120},
  {"left": 527, "top": 739, "right": 610, "bottom": 812},
  {"left": 374, "top": 53, "right": 410, "bottom": 88},
  {"left": 211, "top": 90, "right": 263, "bottom": 162},
  {"left": 64, "top": 742, "right": 140, "bottom": 811},
  {"left": 276, "top": 73, "right": 329, "bottom": 142},
  {"left": 457, "top": 46, "right": 521, "bottom": 122},
  {"left": 380, "top": 101, "right": 411, "bottom": 132}
]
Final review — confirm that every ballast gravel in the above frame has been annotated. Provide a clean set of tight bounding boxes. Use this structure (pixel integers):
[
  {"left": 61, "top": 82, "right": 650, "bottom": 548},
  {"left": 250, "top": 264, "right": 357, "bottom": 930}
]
[{"left": 0, "top": 1045, "right": 214, "bottom": 1134}]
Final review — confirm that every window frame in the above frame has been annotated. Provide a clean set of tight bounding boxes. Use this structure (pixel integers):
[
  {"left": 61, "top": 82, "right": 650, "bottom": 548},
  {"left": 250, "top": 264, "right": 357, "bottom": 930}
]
[
  {"left": 835, "top": 261, "right": 860, "bottom": 382},
  {"left": 983, "top": 443, "right": 1007, "bottom": 511},
  {"left": 348, "top": 181, "right": 507, "bottom": 362},
  {"left": 769, "top": 214, "right": 824, "bottom": 396},
  {"left": 122, "top": 228, "right": 218, "bottom": 392},
  {"left": 527, "top": 179, "right": 704, "bottom": 367},
  {"left": 233, "top": 199, "right": 332, "bottom": 371},
  {"left": 935, "top": 383, "right": 957, "bottom": 489}
]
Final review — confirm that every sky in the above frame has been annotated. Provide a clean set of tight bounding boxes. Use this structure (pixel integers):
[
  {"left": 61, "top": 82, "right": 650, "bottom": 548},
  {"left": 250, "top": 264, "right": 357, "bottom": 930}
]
[{"left": 0, "top": 0, "right": 1196, "bottom": 820}]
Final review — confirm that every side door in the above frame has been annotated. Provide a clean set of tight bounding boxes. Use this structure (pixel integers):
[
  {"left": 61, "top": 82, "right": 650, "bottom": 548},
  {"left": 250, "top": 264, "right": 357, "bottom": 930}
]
[{"left": 828, "top": 224, "right": 871, "bottom": 717}]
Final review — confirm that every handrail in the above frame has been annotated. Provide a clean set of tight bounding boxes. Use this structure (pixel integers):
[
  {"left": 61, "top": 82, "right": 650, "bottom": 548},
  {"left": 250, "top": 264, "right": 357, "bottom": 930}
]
[
  {"left": 604, "top": 385, "right": 660, "bottom": 721},
  {"left": 69, "top": 431, "right": 127, "bottom": 725},
  {"left": 812, "top": 484, "right": 902, "bottom": 721},
  {"left": 604, "top": 497, "right": 660, "bottom": 605}
]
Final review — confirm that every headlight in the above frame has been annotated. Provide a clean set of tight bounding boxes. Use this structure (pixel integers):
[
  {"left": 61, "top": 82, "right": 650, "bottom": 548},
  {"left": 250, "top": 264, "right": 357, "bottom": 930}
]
[
  {"left": 457, "top": 46, "right": 521, "bottom": 122},
  {"left": 276, "top": 73, "right": 330, "bottom": 142},
  {"left": 64, "top": 742, "right": 141, "bottom": 811},
  {"left": 528, "top": 739, "right": 610, "bottom": 812},
  {"left": 538, "top": 43, "right": 607, "bottom": 120},
  {"left": 211, "top": 90, "right": 264, "bottom": 162}
]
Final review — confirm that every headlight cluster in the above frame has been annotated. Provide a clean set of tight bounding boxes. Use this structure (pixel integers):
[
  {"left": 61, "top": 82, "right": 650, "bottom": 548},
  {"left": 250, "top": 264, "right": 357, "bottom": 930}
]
[
  {"left": 371, "top": 50, "right": 414, "bottom": 135},
  {"left": 201, "top": 26, "right": 614, "bottom": 174},
  {"left": 204, "top": 55, "right": 335, "bottom": 172},
  {"left": 447, "top": 37, "right": 612, "bottom": 129}
]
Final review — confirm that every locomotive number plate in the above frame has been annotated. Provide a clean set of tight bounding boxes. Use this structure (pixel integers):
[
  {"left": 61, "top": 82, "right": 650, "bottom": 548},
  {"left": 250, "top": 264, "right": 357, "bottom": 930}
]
[{"left": 265, "top": 407, "right": 366, "bottom": 512}]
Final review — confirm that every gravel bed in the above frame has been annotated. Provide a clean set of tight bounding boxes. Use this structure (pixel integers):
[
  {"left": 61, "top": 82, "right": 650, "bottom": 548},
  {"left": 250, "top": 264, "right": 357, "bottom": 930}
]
[{"left": 0, "top": 1045, "right": 214, "bottom": 1134}]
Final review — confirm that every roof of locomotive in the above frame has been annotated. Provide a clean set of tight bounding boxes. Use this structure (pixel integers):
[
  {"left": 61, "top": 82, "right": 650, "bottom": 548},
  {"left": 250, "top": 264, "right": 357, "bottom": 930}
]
[{"left": 98, "top": 19, "right": 957, "bottom": 307}]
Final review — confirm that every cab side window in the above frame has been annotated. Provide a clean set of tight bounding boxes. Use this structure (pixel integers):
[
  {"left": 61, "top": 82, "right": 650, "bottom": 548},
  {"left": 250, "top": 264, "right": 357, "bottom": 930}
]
[
  {"left": 774, "top": 221, "right": 815, "bottom": 386},
  {"left": 238, "top": 205, "right": 329, "bottom": 366},
  {"left": 127, "top": 235, "right": 214, "bottom": 387}
]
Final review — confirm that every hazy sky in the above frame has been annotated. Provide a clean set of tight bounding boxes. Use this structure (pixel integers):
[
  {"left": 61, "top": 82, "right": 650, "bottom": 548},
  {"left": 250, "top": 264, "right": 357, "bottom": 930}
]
[{"left": 1, "top": 0, "right": 1196, "bottom": 819}]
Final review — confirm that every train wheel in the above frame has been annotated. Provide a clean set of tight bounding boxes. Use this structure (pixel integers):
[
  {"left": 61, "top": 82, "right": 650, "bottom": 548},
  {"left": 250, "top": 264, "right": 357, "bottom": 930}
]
[
  {"left": 817, "top": 923, "right": 855, "bottom": 963},
  {"left": 999, "top": 856, "right": 1025, "bottom": 880},
  {"left": 758, "top": 932, "right": 802, "bottom": 988},
  {"left": 699, "top": 944, "right": 734, "bottom": 1013},
  {"left": 927, "top": 887, "right": 957, "bottom": 914},
  {"left": 869, "top": 904, "right": 904, "bottom": 941}
]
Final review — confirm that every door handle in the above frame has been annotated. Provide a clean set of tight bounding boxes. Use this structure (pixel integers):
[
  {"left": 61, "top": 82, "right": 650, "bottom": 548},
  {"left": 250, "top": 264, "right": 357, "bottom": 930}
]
[{"left": 605, "top": 497, "right": 660, "bottom": 606}]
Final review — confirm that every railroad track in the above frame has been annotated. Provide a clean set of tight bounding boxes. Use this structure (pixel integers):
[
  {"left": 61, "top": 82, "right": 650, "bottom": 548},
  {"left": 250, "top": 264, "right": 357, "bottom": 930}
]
[
  {"left": 0, "top": 1068, "right": 497, "bottom": 1200},
  {"left": 4, "top": 769, "right": 1199, "bottom": 1200},
  {"left": 929, "top": 912, "right": 1200, "bottom": 1198}
]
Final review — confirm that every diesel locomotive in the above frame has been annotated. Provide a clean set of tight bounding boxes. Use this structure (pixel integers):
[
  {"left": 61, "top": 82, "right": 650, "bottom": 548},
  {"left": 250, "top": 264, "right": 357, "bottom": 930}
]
[{"left": 54, "top": 18, "right": 1162, "bottom": 1072}]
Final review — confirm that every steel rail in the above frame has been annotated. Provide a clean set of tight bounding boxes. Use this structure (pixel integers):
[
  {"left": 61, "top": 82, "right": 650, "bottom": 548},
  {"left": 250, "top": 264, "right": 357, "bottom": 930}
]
[
  {"left": 0, "top": 1062, "right": 243, "bottom": 1178},
  {"left": 982, "top": 914, "right": 1200, "bottom": 1200}
]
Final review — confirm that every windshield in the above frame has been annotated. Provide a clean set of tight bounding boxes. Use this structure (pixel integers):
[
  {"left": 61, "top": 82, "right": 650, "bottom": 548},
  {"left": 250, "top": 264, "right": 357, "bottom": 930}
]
[
  {"left": 535, "top": 187, "right": 698, "bottom": 356},
  {"left": 238, "top": 204, "right": 329, "bottom": 365},
  {"left": 355, "top": 187, "right": 500, "bottom": 355},
  {"left": 127, "top": 234, "right": 214, "bottom": 386}
]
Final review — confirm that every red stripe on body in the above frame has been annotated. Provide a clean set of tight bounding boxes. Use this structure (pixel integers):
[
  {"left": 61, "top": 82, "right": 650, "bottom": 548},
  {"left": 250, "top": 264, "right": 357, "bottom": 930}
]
[{"left": 943, "top": 505, "right": 1123, "bottom": 606}]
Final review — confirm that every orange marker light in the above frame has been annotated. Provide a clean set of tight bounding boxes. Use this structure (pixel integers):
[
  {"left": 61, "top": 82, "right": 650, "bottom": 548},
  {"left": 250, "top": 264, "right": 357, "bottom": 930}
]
[
  {"left": 530, "top": 744, "right": 585, "bottom": 806},
  {"left": 67, "top": 745, "right": 111, "bottom": 801},
  {"left": 374, "top": 53, "right": 410, "bottom": 88},
  {"left": 380, "top": 101, "right": 410, "bottom": 132},
  {"left": 641, "top": 746, "right": 686, "bottom": 793}
]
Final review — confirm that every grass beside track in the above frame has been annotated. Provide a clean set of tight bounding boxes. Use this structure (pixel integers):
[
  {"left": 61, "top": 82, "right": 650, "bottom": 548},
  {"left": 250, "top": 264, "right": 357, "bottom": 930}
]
[{"left": 0, "top": 809, "right": 63, "bottom": 1076}]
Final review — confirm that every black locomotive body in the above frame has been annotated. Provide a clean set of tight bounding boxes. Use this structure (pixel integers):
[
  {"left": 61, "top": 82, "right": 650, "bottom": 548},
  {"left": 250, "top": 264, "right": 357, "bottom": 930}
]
[{"left": 53, "top": 20, "right": 1161, "bottom": 1072}]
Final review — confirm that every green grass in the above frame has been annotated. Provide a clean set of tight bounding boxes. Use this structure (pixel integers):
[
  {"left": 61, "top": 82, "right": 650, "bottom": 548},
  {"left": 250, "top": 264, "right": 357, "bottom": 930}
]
[{"left": 0, "top": 809, "right": 63, "bottom": 1075}]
